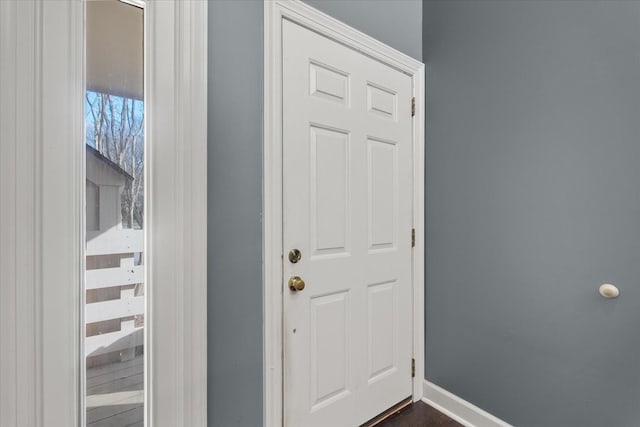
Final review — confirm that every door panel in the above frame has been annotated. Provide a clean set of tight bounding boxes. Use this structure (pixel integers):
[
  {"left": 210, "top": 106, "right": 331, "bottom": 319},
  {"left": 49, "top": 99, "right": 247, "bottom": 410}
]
[
  {"left": 310, "top": 291, "right": 351, "bottom": 410},
  {"left": 367, "top": 281, "right": 397, "bottom": 382},
  {"left": 368, "top": 137, "right": 397, "bottom": 250},
  {"left": 283, "top": 19, "right": 413, "bottom": 426},
  {"left": 310, "top": 125, "right": 350, "bottom": 256}
]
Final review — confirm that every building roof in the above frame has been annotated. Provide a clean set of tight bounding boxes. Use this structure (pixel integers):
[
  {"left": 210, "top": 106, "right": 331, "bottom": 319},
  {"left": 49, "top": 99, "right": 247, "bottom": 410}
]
[{"left": 86, "top": 144, "right": 134, "bottom": 181}]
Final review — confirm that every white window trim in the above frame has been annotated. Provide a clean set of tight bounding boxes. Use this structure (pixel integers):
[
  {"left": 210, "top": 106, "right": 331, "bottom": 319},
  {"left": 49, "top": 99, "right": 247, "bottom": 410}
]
[
  {"left": 263, "top": 1, "right": 425, "bottom": 426},
  {"left": 1, "top": 2, "right": 84, "bottom": 425},
  {"left": 0, "top": 1, "right": 207, "bottom": 426},
  {"left": 146, "top": 1, "right": 208, "bottom": 426}
]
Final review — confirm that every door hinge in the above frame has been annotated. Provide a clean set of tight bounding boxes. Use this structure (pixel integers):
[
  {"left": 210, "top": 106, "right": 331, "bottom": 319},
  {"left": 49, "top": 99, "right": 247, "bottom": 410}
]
[
  {"left": 411, "top": 228, "right": 416, "bottom": 248},
  {"left": 411, "top": 97, "right": 416, "bottom": 117},
  {"left": 411, "top": 358, "right": 416, "bottom": 378}
]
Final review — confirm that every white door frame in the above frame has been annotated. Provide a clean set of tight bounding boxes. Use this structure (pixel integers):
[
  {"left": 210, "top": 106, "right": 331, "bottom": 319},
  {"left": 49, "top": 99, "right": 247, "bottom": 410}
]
[
  {"left": 263, "top": 2, "right": 425, "bottom": 425},
  {"left": 0, "top": 1, "right": 207, "bottom": 426}
]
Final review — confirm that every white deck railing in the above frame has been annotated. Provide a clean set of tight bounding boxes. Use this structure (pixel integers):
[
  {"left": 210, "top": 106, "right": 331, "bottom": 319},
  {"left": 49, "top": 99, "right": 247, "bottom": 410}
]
[
  {"left": 85, "top": 265, "right": 144, "bottom": 289},
  {"left": 86, "top": 229, "right": 143, "bottom": 256},
  {"left": 85, "top": 229, "right": 144, "bottom": 358}
]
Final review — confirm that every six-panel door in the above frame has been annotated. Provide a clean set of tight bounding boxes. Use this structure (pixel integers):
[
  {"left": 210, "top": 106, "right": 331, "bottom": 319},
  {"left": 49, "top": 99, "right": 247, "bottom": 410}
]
[{"left": 283, "top": 19, "right": 414, "bottom": 427}]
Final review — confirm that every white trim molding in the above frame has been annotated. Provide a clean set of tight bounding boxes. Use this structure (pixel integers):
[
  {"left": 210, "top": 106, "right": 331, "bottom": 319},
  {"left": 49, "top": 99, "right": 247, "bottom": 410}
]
[
  {"left": 263, "top": 1, "right": 425, "bottom": 425},
  {"left": 146, "top": 1, "right": 208, "bottom": 426},
  {"left": 422, "top": 381, "right": 513, "bottom": 427},
  {"left": 1, "top": 1, "right": 84, "bottom": 426}
]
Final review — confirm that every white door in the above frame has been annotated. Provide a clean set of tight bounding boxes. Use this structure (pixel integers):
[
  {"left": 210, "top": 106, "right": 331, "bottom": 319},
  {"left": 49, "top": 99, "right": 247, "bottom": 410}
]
[{"left": 283, "top": 19, "right": 414, "bottom": 427}]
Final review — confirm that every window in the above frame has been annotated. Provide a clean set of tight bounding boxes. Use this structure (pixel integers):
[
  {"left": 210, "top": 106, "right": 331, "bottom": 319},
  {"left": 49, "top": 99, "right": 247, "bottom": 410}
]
[{"left": 84, "top": 2, "right": 145, "bottom": 425}]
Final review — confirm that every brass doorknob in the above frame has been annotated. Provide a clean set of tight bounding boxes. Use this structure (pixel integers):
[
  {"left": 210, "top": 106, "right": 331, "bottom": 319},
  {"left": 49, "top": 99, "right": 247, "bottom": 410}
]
[{"left": 288, "top": 276, "right": 305, "bottom": 292}]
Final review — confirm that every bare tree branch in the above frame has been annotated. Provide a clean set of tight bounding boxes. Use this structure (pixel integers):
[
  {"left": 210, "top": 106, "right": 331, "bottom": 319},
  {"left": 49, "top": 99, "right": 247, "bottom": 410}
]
[{"left": 86, "top": 90, "right": 145, "bottom": 229}]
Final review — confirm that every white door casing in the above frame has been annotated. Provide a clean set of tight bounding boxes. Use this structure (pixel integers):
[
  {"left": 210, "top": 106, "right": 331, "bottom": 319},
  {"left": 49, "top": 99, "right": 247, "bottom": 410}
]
[
  {"left": 264, "top": 2, "right": 425, "bottom": 427},
  {"left": 283, "top": 19, "right": 413, "bottom": 426}
]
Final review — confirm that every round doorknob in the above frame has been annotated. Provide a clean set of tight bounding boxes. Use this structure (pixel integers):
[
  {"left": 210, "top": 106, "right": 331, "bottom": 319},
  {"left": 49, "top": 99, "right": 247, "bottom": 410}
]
[
  {"left": 288, "top": 276, "right": 305, "bottom": 292},
  {"left": 288, "top": 249, "right": 302, "bottom": 264}
]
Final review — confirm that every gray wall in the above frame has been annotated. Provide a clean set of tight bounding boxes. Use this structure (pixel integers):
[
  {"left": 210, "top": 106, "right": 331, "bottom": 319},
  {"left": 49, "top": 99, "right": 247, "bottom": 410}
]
[
  {"left": 305, "top": 0, "right": 422, "bottom": 61},
  {"left": 207, "top": 1, "right": 421, "bottom": 426},
  {"left": 208, "top": 1, "right": 263, "bottom": 427},
  {"left": 423, "top": 1, "right": 640, "bottom": 426}
]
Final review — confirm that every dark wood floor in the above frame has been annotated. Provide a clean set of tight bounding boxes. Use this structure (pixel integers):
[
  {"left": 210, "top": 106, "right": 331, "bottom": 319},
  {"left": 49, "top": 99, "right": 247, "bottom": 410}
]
[{"left": 376, "top": 401, "right": 464, "bottom": 427}]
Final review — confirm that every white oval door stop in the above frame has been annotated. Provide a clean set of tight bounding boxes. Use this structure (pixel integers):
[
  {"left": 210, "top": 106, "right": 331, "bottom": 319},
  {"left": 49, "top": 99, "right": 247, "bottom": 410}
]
[{"left": 599, "top": 283, "right": 619, "bottom": 299}]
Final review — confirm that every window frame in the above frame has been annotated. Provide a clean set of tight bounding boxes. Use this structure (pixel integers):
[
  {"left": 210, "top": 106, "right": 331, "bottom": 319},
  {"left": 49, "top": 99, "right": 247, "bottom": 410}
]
[{"left": 0, "top": 1, "right": 207, "bottom": 425}]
